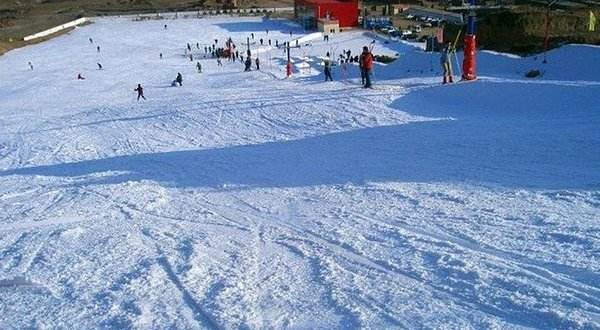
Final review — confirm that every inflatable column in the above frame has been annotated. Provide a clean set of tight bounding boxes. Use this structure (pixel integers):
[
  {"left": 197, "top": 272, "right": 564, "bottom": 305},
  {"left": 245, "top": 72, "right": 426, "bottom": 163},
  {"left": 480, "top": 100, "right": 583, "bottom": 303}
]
[{"left": 462, "top": 2, "right": 477, "bottom": 80}]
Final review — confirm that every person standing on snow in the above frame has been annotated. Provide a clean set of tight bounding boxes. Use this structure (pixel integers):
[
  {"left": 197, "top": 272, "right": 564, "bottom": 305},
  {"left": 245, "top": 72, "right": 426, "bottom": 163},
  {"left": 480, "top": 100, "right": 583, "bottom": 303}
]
[
  {"left": 358, "top": 54, "right": 366, "bottom": 85},
  {"left": 440, "top": 41, "right": 454, "bottom": 84},
  {"left": 97, "top": 63, "right": 103, "bottom": 70},
  {"left": 77, "top": 73, "right": 86, "bottom": 80},
  {"left": 28, "top": 62, "right": 34, "bottom": 70},
  {"left": 360, "top": 46, "right": 374, "bottom": 88},
  {"left": 323, "top": 52, "right": 333, "bottom": 82},
  {"left": 97, "top": 45, "right": 101, "bottom": 53},
  {"left": 244, "top": 56, "right": 252, "bottom": 71},
  {"left": 255, "top": 57, "right": 260, "bottom": 70},
  {"left": 134, "top": 84, "right": 146, "bottom": 101},
  {"left": 197, "top": 61, "right": 202, "bottom": 73},
  {"left": 175, "top": 72, "right": 183, "bottom": 86}
]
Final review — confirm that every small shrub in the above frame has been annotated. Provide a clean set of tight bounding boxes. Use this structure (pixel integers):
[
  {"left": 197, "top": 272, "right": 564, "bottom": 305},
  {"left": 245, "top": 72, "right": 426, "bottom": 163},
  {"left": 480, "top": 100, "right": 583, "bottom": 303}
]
[
  {"left": 525, "top": 69, "right": 541, "bottom": 78},
  {"left": 374, "top": 55, "right": 397, "bottom": 63}
]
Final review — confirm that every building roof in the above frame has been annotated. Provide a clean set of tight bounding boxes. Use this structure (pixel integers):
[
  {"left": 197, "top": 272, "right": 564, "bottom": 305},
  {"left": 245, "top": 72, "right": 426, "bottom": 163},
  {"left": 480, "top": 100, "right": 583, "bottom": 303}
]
[
  {"left": 299, "top": 0, "right": 357, "bottom": 5},
  {"left": 318, "top": 18, "right": 340, "bottom": 23}
]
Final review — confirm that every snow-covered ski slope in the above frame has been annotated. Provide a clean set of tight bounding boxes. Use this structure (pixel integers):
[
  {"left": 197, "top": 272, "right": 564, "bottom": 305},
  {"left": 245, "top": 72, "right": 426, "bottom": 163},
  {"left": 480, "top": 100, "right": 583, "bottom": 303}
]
[{"left": 1, "top": 16, "right": 599, "bottom": 329}]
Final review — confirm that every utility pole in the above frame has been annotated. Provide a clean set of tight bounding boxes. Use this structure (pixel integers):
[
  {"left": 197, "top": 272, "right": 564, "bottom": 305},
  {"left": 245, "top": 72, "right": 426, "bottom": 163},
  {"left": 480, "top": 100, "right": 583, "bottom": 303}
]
[
  {"left": 286, "top": 42, "right": 292, "bottom": 77},
  {"left": 543, "top": 0, "right": 558, "bottom": 64}
]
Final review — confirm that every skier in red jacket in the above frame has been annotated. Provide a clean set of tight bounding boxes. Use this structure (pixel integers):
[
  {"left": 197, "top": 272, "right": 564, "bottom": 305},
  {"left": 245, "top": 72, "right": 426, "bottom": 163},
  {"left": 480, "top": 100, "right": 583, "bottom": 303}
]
[{"left": 360, "top": 46, "right": 374, "bottom": 88}]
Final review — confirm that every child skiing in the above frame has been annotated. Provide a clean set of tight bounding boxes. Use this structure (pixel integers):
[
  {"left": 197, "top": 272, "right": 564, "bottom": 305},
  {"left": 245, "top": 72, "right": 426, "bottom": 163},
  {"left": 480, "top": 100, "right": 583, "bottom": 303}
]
[
  {"left": 324, "top": 52, "right": 333, "bottom": 82},
  {"left": 244, "top": 57, "right": 252, "bottom": 71},
  {"left": 440, "top": 41, "right": 454, "bottom": 84},
  {"left": 134, "top": 84, "right": 146, "bottom": 101}
]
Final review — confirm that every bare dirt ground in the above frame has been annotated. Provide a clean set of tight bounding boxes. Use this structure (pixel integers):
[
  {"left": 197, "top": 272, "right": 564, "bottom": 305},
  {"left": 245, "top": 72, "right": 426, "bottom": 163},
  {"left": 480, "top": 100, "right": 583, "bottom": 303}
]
[{"left": 0, "top": 0, "right": 293, "bottom": 55}]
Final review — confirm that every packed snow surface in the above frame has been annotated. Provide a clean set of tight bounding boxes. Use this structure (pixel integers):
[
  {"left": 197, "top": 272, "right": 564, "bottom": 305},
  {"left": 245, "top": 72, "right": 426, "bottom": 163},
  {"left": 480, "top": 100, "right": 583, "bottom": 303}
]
[{"left": 1, "top": 16, "right": 599, "bottom": 329}]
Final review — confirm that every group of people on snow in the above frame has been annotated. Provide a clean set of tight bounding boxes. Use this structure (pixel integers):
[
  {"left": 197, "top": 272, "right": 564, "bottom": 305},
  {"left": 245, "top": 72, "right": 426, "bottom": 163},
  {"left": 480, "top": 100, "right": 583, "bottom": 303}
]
[
  {"left": 323, "top": 45, "right": 374, "bottom": 88},
  {"left": 54, "top": 27, "right": 457, "bottom": 103}
]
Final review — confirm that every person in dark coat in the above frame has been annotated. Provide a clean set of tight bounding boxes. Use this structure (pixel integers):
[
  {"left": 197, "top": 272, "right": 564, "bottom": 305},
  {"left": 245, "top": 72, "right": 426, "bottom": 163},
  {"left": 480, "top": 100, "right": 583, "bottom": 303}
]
[
  {"left": 134, "top": 84, "right": 146, "bottom": 100},
  {"left": 175, "top": 72, "right": 183, "bottom": 86},
  {"left": 255, "top": 57, "right": 260, "bottom": 70},
  {"left": 97, "top": 63, "right": 103, "bottom": 70},
  {"left": 359, "top": 54, "right": 365, "bottom": 85},
  {"left": 323, "top": 52, "right": 333, "bottom": 82},
  {"left": 77, "top": 73, "right": 85, "bottom": 80}
]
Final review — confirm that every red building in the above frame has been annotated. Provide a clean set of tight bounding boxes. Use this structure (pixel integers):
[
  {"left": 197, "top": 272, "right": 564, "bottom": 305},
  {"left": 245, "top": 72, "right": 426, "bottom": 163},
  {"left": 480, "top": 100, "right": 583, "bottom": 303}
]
[{"left": 295, "top": 0, "right": 359, "bottom": 28}]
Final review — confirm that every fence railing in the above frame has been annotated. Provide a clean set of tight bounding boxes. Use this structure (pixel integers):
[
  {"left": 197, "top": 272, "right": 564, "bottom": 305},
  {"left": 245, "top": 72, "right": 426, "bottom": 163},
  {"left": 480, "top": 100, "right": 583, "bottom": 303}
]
[{"left": 23, "top": 17, "right": 88, "bottom": 41}]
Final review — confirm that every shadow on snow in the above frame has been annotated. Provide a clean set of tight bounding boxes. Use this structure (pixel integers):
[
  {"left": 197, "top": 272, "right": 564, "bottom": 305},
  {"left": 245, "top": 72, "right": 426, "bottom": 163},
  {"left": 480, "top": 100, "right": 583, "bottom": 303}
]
[{"left": 2, "top": 79, "right": 599, "bottom": 191}]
